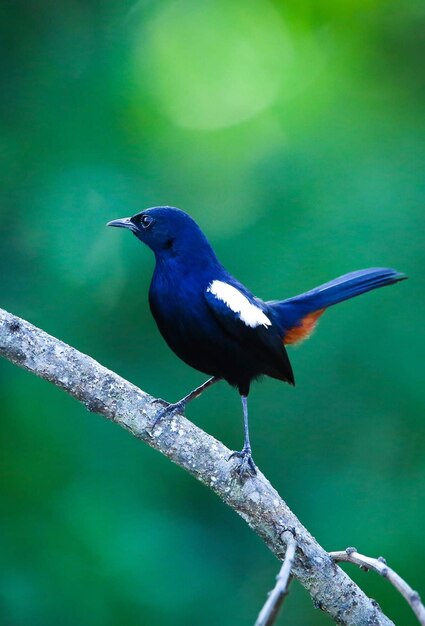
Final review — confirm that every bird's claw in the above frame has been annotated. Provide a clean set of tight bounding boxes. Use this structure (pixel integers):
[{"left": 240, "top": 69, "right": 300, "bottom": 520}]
[
  {"left": 151, "top": 399, "right": 186, "bottom": 431},
  {"left": 229, "top": 448, "right": 257, "bottom": 478}
]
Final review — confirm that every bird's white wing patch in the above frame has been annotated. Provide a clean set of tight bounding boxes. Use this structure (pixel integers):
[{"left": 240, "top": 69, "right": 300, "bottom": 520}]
[{"left": 207, "top": 280, "right": 271, "bottom": 328}]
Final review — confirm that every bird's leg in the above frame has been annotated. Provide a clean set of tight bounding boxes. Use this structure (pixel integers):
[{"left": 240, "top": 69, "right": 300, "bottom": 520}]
[
  {"left": 229, "top": 395, "right": 257, "bottom": 477},
  {"left": 151, "top": 376, "right": 221, "bottom": 428},
  {"left": 177, "top": 376, "right": 221, "bottom": 406}
]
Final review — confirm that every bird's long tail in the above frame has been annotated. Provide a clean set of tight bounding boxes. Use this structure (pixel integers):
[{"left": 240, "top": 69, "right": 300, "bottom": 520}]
[{"left": 268, "top": 268, "right": 406, "bottom": 345}]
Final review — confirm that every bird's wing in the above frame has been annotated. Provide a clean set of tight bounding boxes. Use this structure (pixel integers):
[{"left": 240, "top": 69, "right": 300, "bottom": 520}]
[
  {"left": 205, "top": 280, "right": 272, "bottom": 330},
  {"left": 204, "top": 279, "right": 294, "bottom": 383}
]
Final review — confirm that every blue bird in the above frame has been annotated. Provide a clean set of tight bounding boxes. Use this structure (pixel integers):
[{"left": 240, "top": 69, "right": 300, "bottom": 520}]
[{"left": 107, "top": 207, "right": 406, "bottom": 476}]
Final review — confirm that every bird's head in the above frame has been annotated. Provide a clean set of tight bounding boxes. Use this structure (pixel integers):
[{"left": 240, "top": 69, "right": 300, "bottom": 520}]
[{"left": 107, "top": 206, "right": 213, "bottom": 257}]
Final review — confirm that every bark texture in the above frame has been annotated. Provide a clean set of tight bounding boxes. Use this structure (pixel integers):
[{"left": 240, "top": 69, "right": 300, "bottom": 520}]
[{"left": 0, "top": 307, "right": 394, "bottom": 626}]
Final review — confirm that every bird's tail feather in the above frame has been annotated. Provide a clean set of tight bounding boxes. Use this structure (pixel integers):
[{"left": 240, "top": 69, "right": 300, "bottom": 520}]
[{"left": 269, "top": 268, "right": 406, "bottom": 342}]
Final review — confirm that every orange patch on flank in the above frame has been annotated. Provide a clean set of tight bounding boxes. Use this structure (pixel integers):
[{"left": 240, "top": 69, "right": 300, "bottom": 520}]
[{"left": 284, "top": 309, "right": 326, "bottom": 345}]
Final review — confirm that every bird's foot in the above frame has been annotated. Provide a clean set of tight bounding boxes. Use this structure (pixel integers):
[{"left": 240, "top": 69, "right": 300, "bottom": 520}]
[
  {"left": 150, "top": 399, "right": 187, "bottom": 431},
  {"left": 229, "top": 447, "right": 257, "bottom": 478}
]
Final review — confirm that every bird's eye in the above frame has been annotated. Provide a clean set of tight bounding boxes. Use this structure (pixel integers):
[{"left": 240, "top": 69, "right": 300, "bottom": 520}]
[{"left": 140, "top": 215, "right": 153, "bottom": 229}]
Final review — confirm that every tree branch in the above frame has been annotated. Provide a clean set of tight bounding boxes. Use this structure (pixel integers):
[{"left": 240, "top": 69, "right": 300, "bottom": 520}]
[
  {"left": 330, "top": 548, "right": 425, "bottom": 626},
  {"left": 254, "top": 529, "right": 297, "bottom": 626},
  {"left": 0, "top": 307, "right": 395, "bottom": 625}
]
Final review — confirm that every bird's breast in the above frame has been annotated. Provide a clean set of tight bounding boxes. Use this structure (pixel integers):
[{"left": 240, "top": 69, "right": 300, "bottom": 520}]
[{"left": 149, "top": 269, "right": 212, "bottom": 345}]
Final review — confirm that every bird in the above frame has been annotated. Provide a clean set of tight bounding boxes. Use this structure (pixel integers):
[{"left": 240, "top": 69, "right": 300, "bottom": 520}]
[{"left": 107, "top": 206, "right": 406, "bottom": 477}]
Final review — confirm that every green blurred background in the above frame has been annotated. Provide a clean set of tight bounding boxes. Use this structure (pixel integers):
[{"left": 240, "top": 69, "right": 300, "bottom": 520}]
[{"left": 1, "top": 1, "right": 424, "bottom": 624}]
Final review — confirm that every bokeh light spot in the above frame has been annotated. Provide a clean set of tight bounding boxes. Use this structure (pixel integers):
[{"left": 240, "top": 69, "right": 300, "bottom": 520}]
[{"left": 136, "top": 0, "right": 291, "bottom": 130}]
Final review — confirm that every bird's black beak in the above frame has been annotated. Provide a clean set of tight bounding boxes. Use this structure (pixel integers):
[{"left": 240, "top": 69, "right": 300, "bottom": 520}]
[{"left": 106, "top": 217, "right": 137, "bottom": 232}]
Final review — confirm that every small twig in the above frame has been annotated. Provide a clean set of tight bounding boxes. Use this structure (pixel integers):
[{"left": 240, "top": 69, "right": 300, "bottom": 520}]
[
  {"left": 255, "top": 530, "right": 297, "bottom": 626},
  {"left": 330, "top": 547, "right": 425, "bottom": 626}
]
